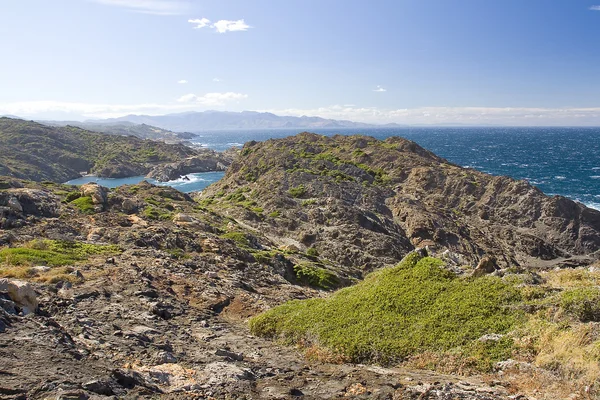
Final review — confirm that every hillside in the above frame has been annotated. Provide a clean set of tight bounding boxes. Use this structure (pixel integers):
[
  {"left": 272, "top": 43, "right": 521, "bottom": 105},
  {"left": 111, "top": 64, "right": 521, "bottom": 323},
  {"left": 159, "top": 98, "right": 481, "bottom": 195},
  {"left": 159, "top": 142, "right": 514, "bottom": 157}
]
[
  {"left": 106, "top": 110, "right": 404, "bottom": 131},
  {"left": 0, "top": 118, "right": 215, "bottom": 182},
  {"left": 200, "top": 133, "right": 600, "bottom": 272},
  {"left": 1, "top": 133, "right": 600, "bottom": 398},
  {"left": 43, "top": 120, "right": 198, "bottom": 142}
]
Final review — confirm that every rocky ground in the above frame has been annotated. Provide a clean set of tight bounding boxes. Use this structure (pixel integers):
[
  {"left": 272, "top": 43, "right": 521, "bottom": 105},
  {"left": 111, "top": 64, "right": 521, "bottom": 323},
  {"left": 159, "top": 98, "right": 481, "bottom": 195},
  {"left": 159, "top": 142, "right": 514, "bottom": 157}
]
[{"left": 0, "top": 178, "right": 525, "bottom": 399}]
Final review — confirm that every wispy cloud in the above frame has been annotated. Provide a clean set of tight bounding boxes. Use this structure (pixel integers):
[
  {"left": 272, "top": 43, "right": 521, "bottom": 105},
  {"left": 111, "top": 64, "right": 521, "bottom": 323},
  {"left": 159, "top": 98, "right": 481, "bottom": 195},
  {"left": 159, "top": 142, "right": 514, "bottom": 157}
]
[
  {"left": 590, "top": 5, "right": 600, "bottom": 10},
  {"left": 177, "top": 79, "right": 188, "bottom": 84},
  {"left": 188, "top": 18, "right": 251, "bottom": 33},
  {"left": 90, "top": 0, "right": 190, "bottom": 15},
  {"left": 213, "top": 78, "right": 222, "bottom": 82},
  {"left": 373, "top": 86, "right": 387, "bottom": 92},
  {"left": 188, "top": 18, "right": 211, "bottom": 29},
  {"left": 177, "top": 92, "right": 248, "bottom": 106}
]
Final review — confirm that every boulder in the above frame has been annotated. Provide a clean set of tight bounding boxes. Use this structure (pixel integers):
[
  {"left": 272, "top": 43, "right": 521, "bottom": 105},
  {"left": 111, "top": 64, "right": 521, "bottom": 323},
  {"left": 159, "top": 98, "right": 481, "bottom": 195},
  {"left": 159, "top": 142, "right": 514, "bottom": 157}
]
[
  {"left": 0, "top": 279, "right": 38, "bottom": 315},
  {"left": 472, "top": 256, "right": 499, "bottom": 277},
  {"left": 80, "top": 183, "right": 108, "bottom": 205}
]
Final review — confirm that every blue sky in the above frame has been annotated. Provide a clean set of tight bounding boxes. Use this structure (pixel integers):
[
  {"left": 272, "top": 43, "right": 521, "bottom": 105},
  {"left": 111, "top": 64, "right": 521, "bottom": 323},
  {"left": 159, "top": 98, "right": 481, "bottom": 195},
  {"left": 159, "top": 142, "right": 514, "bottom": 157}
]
[{"left": 2, "top": 0, "right": 600, "bottom": 125}]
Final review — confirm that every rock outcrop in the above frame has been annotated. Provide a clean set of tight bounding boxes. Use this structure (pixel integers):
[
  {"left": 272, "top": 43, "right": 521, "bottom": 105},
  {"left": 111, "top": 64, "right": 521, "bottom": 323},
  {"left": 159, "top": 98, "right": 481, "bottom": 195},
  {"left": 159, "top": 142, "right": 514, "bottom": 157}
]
[
  {"left": 201, "top": 133, "right": 600, "bottom": 271},
  {"left": 145, "top": 150, "right": 231, "bottom": 182}
]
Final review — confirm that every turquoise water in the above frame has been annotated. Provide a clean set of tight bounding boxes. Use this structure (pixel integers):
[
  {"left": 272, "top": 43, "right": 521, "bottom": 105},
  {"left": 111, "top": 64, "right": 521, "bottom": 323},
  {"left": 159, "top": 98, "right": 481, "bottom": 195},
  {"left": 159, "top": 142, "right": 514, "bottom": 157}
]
[{"left": 65, "top": 171, "right": 225, "bottom": 193}]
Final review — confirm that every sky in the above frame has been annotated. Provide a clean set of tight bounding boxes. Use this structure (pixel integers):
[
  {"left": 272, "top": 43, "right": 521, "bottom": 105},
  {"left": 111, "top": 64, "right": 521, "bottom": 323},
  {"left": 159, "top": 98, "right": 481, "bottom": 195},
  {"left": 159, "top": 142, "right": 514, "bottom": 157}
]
[{"left": 2, "top": 0, "right": 600, "bottom": 125}]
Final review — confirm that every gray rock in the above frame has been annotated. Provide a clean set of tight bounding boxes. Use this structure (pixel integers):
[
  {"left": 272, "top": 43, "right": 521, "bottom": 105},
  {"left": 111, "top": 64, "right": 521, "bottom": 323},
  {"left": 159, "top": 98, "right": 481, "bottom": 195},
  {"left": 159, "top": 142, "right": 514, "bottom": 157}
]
[{"left": 215, "top": 348, "right": 244, "bottom": 361}]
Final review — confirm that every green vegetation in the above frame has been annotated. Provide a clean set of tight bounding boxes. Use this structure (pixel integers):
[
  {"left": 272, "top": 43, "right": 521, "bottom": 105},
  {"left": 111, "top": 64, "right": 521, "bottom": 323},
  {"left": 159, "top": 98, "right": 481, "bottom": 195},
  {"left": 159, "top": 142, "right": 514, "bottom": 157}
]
[
  {"left": 142, "top": 206, "right": 173, "bottom": 220},
  {"left": 293, "top": 262, "right": 339, "bottom": 290},
  {"left": 251, "top": 254, "right": 523, "bottom": 366},
  {"left": 0, "top": 239, "right": 120, "bottom": 267},
  {"left": 268, "top": 210, "right": 281, "bottom": 218},
  {"left": 64, "top": 191, "right": 81, "bottom": 202},
  {"left": 221, "top": 231, "right": 251, "bottom": 248},
  {"left": 306, "top": 247, "right": 319, "bottom": 257},
  {"left": 560, "top": 287, "right": 600, "bottom": 322},
  {"left": 70, "top": 196, "right": 95, "bottom": 214},
  {"left": 288, "top": 185, "right": 306, "bottom": 198}
]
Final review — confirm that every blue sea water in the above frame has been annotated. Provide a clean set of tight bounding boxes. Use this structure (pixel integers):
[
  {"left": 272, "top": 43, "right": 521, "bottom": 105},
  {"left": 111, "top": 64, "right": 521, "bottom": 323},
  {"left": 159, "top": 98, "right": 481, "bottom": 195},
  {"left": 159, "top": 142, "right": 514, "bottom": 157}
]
[{"left": 67, "top": 127, "right": 600, "bottom": 210}]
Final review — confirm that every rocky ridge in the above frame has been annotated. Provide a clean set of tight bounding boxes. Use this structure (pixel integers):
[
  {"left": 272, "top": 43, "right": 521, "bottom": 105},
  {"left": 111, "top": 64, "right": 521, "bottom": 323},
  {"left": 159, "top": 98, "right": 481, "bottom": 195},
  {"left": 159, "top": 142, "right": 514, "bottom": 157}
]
[{"left": 201, "top": 133, "right": 600, "bottom": 273}]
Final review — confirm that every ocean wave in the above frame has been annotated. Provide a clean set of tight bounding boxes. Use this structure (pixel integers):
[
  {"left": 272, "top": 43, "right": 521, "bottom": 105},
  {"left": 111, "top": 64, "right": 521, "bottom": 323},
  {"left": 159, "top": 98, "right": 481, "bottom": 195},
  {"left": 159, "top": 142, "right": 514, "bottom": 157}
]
[
  {"left": 158, "top": 174, "right": 208, "bottom": 185},
  {"left": 590, "top": 176, "right": 600, "bottom": 179},
  {"left": 554, "top": 176, "right": 566, "bottom": 180},
  {"left": 584, "top": 202, "right": 600, "bottom": 211},
  {"left": 227, "top": 142, "right": 244, "bottom": 147}
]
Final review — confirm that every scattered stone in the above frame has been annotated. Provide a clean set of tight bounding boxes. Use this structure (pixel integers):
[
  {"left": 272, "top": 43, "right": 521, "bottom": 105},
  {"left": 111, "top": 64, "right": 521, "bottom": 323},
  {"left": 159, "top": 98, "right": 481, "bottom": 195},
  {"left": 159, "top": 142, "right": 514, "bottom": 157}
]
[
  {"left": 0, "top": 279, "right": 38, "bottom": 315},
  {"left": 71, "top": 270, "right": 84, "bottom": 280},
  {"left": 82, "top": 379, "right": 114, "bottom": 396},
  {"left": 215, "top": 348, "right": 244, "bottom": 361},
  {"left": 155, "top": 351, "right": 178, "bottom": 365},
  {"left": 32, "top": 265, "right": 51, "bottom": 273}
]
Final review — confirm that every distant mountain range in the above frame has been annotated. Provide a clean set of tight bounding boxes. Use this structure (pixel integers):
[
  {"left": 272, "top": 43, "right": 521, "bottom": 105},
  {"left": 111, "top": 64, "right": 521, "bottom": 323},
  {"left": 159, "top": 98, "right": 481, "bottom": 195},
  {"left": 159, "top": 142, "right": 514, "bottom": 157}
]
[{"left": 99, "top": 111, "right": 406, "bottom": 132}]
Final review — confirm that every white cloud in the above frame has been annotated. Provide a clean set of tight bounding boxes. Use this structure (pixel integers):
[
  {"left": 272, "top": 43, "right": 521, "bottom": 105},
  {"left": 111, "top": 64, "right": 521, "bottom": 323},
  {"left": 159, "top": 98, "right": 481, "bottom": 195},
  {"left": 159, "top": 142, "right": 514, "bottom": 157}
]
[
  {"left": 212, "top": 19, "right": 250, "bottom": 33},
  {"left": 90, "top": 0, "right": 189, "bottom": 15},
  {"left": 176, "top": 92, "right": 248, "bottom": 106},
  {"left": 177, "top": 79, "right": 188, "bottom": 84},
  {"left": 590, "top": 5, "right": 600, "bottom": 10},
  {"left": 213, "top": 78, "right": 222, "bottom": 82},
  {"left": 189, "top": 18, "right": 251, "bottom": 33},
  {"left": 188, "top": 18, "right": 211, "bottom": 29},
  {"left": 373, "top": 86, "right": 387, "bottom": 92}
]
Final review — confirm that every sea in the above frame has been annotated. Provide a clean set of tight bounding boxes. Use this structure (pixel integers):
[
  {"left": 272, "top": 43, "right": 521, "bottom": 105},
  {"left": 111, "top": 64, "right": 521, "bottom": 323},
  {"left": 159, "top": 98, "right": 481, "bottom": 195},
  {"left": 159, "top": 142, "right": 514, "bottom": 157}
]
[{"left": 65, "top": 127, "right": 600, "bottom": 210}]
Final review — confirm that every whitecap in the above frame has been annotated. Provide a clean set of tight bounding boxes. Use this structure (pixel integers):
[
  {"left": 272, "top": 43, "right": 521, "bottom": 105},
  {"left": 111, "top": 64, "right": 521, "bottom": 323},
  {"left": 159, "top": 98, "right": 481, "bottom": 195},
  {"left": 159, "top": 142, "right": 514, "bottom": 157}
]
[
  {"left": 590, "top": 176, "right": 600, "bottom": 179},
  {"left": 554, "top": 176, "right": 566, "bottom": 180}
]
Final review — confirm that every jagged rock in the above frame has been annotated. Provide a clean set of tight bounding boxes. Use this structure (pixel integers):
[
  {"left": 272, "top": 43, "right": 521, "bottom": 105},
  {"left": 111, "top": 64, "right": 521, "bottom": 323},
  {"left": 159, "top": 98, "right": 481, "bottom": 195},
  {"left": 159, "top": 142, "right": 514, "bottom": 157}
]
[
  {"left": 80, "top": 183, "right": 108, "bottom": 205},
  {"left": 215, "top": 348, "right": 244, "bottom": 361},
  {"left": 0, "top": 279, "right": 38, "bottom": 315},
  {"left": 82, "top": 379, "right": 114, "bottom": 396},
  {"left": 121, "top": 198, "right": 138, "bottom": 214}
]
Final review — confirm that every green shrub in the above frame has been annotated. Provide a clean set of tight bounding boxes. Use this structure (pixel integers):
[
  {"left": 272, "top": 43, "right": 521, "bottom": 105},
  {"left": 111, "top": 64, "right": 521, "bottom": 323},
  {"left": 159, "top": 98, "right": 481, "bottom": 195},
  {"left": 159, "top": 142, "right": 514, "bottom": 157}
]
[
  {"left": 560, "top": 288, "right": 600, "bottom": 322},
  {"left": 142, "top": 206, "right": 172, "bottom": 220},
  {"left": 306, "top": 247, "right": 319, "bottom": 257},
  {"left": 71, "top": 196, "right": 95, "bottom": 214},
  {"left": 268, "top": 210, "right": 281, "bottom": 218},
  {"left": 65, "top": 192, "right": 81, "bottom": 202},
  {"left": 288, "top": 185, "right": 306, "bottom": 198},
  {"left": 250, "top": 255, "right": 523, "bottom": 366},
  {"left": 221, "top": 231, "right": 251, "bottom": 248},
  {"left": 293, "top": 262, "right": 339, "bottom": 290}
]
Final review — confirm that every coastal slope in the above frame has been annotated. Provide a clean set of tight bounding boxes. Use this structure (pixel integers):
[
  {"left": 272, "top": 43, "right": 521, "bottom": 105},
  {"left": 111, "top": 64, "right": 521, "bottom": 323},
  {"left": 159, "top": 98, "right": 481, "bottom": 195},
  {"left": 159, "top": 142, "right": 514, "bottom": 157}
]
[{"left": 0, "top": 118, "right": 227, "bottom": 182}]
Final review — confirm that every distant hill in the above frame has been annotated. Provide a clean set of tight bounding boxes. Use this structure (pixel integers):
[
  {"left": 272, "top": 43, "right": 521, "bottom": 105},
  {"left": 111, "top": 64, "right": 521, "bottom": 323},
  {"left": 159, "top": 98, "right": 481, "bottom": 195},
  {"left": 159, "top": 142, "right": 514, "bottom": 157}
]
[
  {"left": 104, "top": 110, "right": 406, "bottom": 131},
  {"left": 42, "top": 121, "right": 197, "bottom": 142},
  {"left": 0, "top": 118, "right": 198, "bottom": 182}
]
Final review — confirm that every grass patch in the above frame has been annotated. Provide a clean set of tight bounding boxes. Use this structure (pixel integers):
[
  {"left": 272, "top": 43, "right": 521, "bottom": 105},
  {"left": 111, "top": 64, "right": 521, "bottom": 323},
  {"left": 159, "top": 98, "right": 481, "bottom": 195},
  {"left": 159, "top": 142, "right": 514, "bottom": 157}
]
[
  {"left": 70, "top": 196, "right": 95, "bottom": 214},
  {"left": 288, "top": 185, "right": 306, "bottom": 198},
  {"left": 221, "top": 231, "right": 251, "bottom": 248},
  {"left": 142, "top": 206, "right": 173, "bottom": 220},
  {"left": 250, "top": 254, "right": 523, "bottom": 366},
  {"left": 0, "top": 239, "right": 120, "bottom": 267}
]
